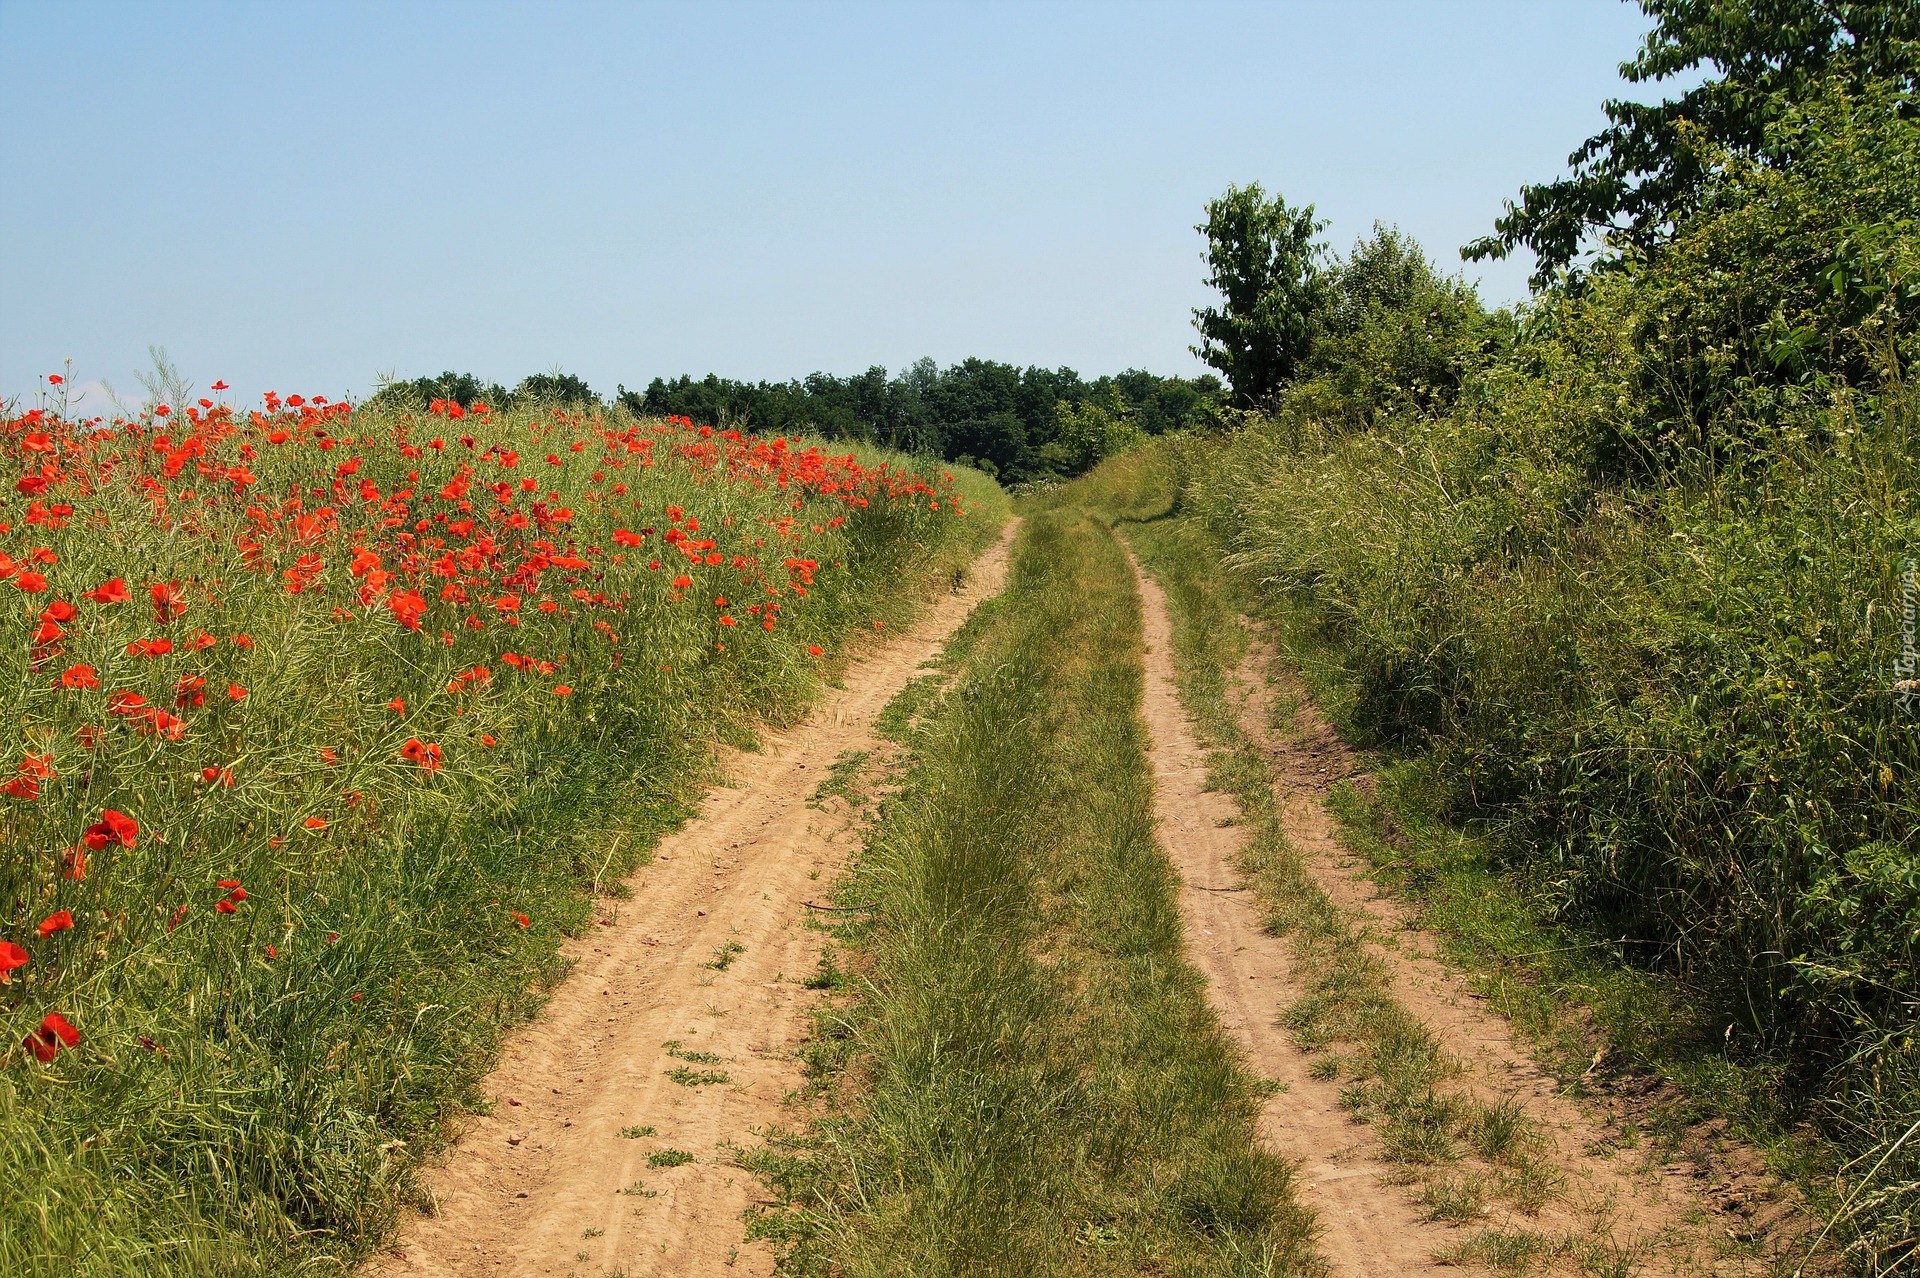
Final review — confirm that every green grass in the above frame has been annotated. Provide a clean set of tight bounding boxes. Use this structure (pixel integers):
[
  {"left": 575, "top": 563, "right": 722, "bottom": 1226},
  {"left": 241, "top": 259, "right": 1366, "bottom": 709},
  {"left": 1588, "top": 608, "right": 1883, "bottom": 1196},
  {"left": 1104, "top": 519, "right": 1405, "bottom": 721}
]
[
  {"left": 704, "top": 941, "right": 747, "bottom": 972},
  {"left": 746, "top": 497, "right": 1317, "bottom": 1276},
  {"left": 647, "top": 1149, "right": 695, "bottom": 1168},
  {"left": 807, "top": 749, "right": 872, "bottom": 808}
]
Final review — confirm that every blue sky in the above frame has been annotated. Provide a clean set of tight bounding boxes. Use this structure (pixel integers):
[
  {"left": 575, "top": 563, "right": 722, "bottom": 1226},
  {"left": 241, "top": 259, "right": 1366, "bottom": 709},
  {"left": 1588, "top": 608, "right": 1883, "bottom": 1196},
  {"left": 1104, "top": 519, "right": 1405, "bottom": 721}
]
[{"left": 0, "top": 1, "right": 1662, "bottom": 406}]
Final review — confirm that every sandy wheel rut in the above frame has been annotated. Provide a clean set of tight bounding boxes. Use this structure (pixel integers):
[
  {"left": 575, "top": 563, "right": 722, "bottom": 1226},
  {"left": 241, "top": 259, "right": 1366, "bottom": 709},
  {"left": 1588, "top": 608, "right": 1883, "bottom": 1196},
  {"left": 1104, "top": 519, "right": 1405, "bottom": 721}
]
[
  {"left": 375, "top": 526, "right": 1014, "bottom": 1278},
  {"left": 1130, "top": 551, "right": 1787, "bottom": 1277}
]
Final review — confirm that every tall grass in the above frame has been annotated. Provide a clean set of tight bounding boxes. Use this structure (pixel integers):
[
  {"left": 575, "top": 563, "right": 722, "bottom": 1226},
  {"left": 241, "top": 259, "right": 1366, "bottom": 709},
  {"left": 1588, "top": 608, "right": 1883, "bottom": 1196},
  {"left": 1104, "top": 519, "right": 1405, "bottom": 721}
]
[
  {"left": 752, "top": 502, "right": 1316, "bottom": 1276},
  {"left": 0, "top": 386, "right": 1001, "bottom": 1275}
]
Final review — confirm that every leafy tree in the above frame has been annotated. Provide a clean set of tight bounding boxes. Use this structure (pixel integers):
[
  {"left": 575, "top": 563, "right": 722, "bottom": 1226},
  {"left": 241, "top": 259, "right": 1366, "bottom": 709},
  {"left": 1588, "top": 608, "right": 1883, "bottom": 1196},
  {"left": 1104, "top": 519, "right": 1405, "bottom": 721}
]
[
  {"left": 1466, "top": 0, "right": 1920, "bottom": 288},
  {"left": 513, "top": 371, "right": 597, "bottom": 405},
  {"left": 1192, "top": 183, "right": 1328, "bottom": 406},
  {"left": 368, "top": 370, "right": 509, "bottom": 411},
  {"left": 1038, "top": 387, "right": 1145, "bottom": 475},
  {"left": 1298, "top": 226, "right": 1502, "bottom": 429}
]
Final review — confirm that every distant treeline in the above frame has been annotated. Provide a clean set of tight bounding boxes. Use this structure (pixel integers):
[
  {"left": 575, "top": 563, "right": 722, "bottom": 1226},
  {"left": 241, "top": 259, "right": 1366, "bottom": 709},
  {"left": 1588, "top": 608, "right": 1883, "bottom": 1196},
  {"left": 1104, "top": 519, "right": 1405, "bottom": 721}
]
[{"left": 371, "top": 361, "right": 1222, "bottom": 483}]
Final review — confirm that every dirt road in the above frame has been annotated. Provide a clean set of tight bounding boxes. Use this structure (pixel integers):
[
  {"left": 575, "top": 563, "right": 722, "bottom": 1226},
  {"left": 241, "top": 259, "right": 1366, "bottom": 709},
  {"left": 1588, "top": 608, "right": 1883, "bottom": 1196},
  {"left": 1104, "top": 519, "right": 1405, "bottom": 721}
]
[
  {"left": 375, "top": 525, "right": 1015, "bottom": 1278},
  {"left": 1130, "top": 553, "right": 1783, "bottom": 1277}
]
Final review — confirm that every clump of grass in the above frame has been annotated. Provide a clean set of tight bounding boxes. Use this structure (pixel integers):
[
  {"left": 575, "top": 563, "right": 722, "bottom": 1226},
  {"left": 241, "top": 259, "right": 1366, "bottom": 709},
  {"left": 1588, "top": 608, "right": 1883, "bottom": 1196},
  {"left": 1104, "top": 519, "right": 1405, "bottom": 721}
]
[
  {"left": 646, "top": 1149, "right": 694, "bottom": 1168},
  {"left": 1419, "top": 1175, "right": 1485, "bottom": 1224},
  {"left": 1436, "top": 1227, "right": 1554, "bottom": 1273},
  {"left": 662, "top": 1039, "right": 725, "bottom": 1064},
  {"left": 619, "top": 1125, "right": 655, "bottom": 1139},
  {"left": 667, "top": 1067, "right": 730, "bottom": 1087},
  {"left": 807, "top": 750, "right": 871, "bottom": 809},
  {"left": 801, "top": 949, "right": 848, "bottom": 991},
  {"left": 873, "top": 674, "right": 944, "bottom": 743},
  {"left": 704, "top": 941, "right": 746, "bottom": 971}
]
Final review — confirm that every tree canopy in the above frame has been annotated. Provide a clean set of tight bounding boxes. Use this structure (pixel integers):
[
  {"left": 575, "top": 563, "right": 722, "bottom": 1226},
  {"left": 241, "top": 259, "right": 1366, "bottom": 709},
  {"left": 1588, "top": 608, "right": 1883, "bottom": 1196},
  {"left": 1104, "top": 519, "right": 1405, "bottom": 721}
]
[
  {"left": 1466, "top": 0, "right": 1920, "bottom": 288},
  {"left": 1192, "top": 183, "right": 1327, "bottom": 405}
]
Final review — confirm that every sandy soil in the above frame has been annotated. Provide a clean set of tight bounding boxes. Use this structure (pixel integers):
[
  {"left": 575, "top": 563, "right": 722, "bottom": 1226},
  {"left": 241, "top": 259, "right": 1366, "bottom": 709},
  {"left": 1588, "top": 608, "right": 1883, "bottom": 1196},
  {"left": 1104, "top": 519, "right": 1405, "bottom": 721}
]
[
  {"left": 372, "top": 524, "right": 1016, "bottom": 1278},
  {"left": 1130, "top": 554, "right": 1790, "bottom": 1277}
]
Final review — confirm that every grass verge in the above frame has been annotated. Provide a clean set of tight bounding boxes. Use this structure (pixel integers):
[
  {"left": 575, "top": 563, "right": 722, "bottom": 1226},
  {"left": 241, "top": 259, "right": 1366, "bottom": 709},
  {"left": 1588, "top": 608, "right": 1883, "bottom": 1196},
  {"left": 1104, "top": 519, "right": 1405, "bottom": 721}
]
[{"left": 746, "top": 501, "right": 1318, "bottom": 1276}]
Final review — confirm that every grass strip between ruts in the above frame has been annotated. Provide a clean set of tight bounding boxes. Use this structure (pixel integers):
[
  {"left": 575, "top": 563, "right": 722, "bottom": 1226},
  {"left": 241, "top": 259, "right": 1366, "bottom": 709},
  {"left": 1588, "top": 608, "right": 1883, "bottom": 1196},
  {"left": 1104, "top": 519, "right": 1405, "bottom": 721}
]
[{"left": 747, "top": 500, "right": 1319, "bottom": 1277}]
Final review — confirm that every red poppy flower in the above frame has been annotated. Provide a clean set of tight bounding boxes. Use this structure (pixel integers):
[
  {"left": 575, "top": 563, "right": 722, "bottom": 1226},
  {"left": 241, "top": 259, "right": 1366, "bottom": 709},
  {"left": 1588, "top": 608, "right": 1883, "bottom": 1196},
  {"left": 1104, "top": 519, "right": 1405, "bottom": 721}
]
[
  {"left": 0, "top": 941, "right": 28, "bottom": 983},
  {"left": 671, "top": 574, "right": 692, "bottom": 590},
  {"left": 60, "top": 847, "right": 86, "bottom": 880},
  {"left": 81, "top": 809, "right": 139, "bottom": 852},
  {"left": 210, "top": 380, "right": 228, "bottom": 391},
  {"left": 149, "top": 580, "right": 186, "bottom": 622},
  {"left": 231, "top": 633, "right": 254, "bottom": 649},
  {"left": 227, "top": 887, "right": 247, "bottom": 902},
  {"left": 479, "top": 733, "right": 497, "bottom": 747},
  {"left": 24, "top": 1012, "right": 79, "bottom": 1062},
  {"left": 36, "top": 911, "right": 73, "bottom": 939},
  {"left": 303, "top": 816, "right": 328, "bottom": 830},
  {"left": 386, "top": 697, "right": 405, "bottom": 714},
  {"left": 551, "top": 684, "right": 572, "bottom": 696},
  {"left": 808, "top": 645, "right": 824, "bottom": 657},
  {"left": 227, "top": 684, "right": 247, "bottom": 701},
  {"left": 126, "top": 637, "right": 173, "bottom": 658},
  {"left": 399, "top": 737, "right": 444, "bottom": 771},
  {"left": 514, "top": 913, "right": 530, "bottom": 928},
  {"left": 41, "top": 599, "right": 76, "bottom": 623},
  {"left": 2, "top": 777, "right": 39, "bottom": 800},
  {"left": 46, "top": 373, "right": 63, "bottom": 385},
  {"left": 215, "top": 899, "right": 238, "bottom": 914},
  {"left": 60, "top": 664, "right": 98, "bottom": 690},
  {"left": 15, "top": 571, "right": 48, "bottom": 593},
  {"left": 718, "top": 615, "right": 737, "bottom": 627},
  {"left": 83, "top": 578, "right": 131, "bottom": 605}
]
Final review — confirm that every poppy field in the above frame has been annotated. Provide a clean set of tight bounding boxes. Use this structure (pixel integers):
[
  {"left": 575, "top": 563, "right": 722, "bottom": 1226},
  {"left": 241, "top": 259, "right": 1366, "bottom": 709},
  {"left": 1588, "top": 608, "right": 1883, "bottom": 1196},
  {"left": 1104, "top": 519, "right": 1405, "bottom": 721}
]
[{"left": 0, "top": 377, "right": 1000, "bottom": 1274}]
